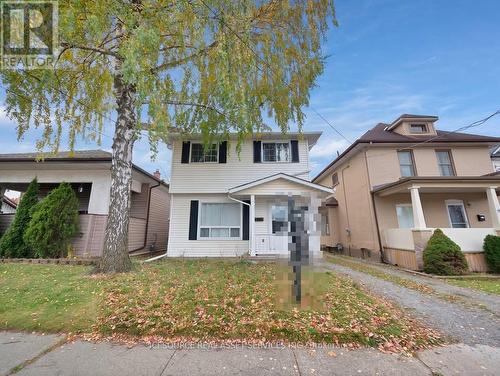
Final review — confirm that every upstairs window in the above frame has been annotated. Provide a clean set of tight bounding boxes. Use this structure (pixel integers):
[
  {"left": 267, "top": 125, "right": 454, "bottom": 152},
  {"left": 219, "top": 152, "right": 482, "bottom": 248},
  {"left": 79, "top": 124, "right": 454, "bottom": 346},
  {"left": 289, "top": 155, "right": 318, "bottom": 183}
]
[
  {"left": 409, "top": 123, "right": 427, "bottom": 134},
  {"left": 191, "top": 143, "right": 218, "bottom": 163},
  {"left": 436, "top": 150, "right": 455, "bottom": 176},
  {"left": 331, "top": 172, "right": 339, "bottom": 187},
  {"left": 262, "top": 142, "right": 290, "bottom": 162},
  {"left": 398, "top": 150, "right": 416, "bottom": 177}
]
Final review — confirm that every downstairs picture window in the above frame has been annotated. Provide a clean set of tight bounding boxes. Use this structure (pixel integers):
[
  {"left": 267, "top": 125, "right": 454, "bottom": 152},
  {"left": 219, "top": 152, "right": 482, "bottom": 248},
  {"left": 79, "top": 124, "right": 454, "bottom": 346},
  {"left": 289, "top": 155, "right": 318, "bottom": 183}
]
[{"left": 199, "top": 203, "right": 241, "bottom": 239}]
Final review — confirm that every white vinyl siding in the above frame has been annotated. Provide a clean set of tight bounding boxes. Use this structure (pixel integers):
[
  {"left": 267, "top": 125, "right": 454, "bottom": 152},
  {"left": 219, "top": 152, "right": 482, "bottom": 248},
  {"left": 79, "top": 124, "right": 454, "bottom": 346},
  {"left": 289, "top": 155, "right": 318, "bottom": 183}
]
[
  {"left": 169, "top": 139, "right": 310, "bottom": 193},
  {"left": 167, "top": 194, "right": 249, "bottom": 257}
]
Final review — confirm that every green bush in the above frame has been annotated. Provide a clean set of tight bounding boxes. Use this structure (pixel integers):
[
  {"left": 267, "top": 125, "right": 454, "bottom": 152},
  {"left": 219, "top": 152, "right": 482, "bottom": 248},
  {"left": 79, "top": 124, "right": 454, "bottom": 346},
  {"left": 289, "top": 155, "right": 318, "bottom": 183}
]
[
  {"left": 0, "top": 178, "right": 39, "bottom": 258},
  {"left": 423, "top": 229, "right": 468, "bottom": 275},
  {"left": 483, "top": 234, "right": 500, "bottom": 273},
  {"left": 24, "top": 182, "right": 79, "bottom": 258}
]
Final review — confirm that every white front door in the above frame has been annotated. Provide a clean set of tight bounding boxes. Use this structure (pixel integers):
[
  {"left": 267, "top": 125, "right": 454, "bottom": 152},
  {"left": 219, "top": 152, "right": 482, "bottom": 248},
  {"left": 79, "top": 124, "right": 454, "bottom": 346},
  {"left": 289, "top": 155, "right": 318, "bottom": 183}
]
[{"left": 269, "top": 204, "right": 289, "bottom": 254}]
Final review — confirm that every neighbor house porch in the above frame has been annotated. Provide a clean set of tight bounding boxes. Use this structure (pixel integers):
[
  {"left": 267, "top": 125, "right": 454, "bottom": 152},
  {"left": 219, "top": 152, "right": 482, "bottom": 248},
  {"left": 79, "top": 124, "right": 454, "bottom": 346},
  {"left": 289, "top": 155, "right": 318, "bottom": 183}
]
[{"left": 373, "top": 177, "right": 500, "bottom": 272}]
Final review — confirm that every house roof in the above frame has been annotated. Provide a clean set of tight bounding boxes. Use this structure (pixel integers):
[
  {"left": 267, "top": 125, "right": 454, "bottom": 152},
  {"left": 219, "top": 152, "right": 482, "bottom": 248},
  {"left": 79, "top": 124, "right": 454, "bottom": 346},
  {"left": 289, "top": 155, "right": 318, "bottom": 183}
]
[
  {"left": 313, "top": 119, "right": 500, "bottom": 183},
  {"left": 228, "top": 173, "right": 333, "bottom": 194},
  {"left": 0, "top": 150, "right": 112, "bottom": 161},
  {"left": 0, "top": 150, "right": 169, "bottom": 188},
  {"left": 167, "top": 131, "right": 322, "bottom": 150}
]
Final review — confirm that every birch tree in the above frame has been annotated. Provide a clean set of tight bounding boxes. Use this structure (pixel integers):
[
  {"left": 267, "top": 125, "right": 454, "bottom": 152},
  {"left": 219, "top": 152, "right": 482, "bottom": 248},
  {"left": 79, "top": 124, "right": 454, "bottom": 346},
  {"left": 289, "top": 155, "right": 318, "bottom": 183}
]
[{"left": 1, "top": 0, "right": 336, "bottom": 272}]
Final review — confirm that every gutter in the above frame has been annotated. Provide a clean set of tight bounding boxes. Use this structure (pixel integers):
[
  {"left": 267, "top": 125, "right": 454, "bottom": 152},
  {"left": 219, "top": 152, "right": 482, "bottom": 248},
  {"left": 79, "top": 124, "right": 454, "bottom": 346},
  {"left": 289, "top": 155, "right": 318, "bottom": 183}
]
[{"left": 131, "top": 181, "right": 161, "bottom": 253}]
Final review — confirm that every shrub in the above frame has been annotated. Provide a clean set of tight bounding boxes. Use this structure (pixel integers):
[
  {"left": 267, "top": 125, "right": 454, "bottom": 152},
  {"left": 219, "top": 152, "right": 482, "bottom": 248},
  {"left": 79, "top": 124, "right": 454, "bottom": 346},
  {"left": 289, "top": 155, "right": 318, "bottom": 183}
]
[
  {"left": 0, "top": 178, "right": 39, "bottom": 258},
  {"left": 483, "top": 234, "right": 500, "bottom": 273},
  {"left": 24, "top": 182, "right": 79, "bottom": 258},
  {"left": 423, "top": 229, "right": 468, "bottom": 275}
]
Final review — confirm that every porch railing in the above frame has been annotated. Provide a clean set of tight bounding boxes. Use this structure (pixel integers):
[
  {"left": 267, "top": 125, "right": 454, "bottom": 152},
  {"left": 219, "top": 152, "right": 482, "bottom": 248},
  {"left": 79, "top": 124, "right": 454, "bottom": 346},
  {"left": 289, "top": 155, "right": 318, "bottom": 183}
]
[{"left": 383, "top": 227, "right": 496, "bottom": 253}]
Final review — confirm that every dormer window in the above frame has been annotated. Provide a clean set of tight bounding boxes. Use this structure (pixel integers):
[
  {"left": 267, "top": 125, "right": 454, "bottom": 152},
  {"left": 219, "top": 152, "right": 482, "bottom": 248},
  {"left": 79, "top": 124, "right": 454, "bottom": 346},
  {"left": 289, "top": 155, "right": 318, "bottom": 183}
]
[
  {"left": 409, "top": 123, "right": 428, "bottom": 134},
  {"left": 191, "top": 143, "right": 218, "bottom": 163}
]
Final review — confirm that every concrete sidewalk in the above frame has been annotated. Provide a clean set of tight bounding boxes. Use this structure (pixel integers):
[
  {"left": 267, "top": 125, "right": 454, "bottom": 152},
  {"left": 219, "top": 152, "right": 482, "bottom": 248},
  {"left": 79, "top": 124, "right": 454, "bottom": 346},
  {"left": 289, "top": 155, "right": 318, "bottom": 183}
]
[{"left": 1, "top": 332, "right": 499, "bottom": 376}]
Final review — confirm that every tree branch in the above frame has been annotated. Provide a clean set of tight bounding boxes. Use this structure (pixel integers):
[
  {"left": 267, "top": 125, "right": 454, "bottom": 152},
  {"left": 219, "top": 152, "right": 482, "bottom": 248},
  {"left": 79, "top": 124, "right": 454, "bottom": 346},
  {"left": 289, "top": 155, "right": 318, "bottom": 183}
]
[
  {"left": 60, "top": 42, "right": 121, "bottom": 59},
  {"left": 152, "top": 41, "right": 218, "bottom": 72}
]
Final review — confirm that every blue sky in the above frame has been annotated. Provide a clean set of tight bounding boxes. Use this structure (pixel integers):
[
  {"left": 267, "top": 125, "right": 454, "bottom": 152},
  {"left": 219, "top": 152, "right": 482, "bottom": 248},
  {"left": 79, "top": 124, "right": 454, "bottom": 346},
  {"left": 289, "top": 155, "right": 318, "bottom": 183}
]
[{"left": 1, "top": 0, "right": 499, "bottom": 180}]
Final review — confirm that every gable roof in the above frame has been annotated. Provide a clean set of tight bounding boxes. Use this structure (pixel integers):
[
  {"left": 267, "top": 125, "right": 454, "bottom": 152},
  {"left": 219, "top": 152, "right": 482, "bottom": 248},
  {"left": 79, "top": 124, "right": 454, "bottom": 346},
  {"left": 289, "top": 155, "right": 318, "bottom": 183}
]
[
  {"left": 313, "top": 121, "right": 500, "bottom": 183},
  {"left": 0, "top": 150, "right": 169, "bottom": 188},
  {"left": 228, "top": 173, "right": 333, "bottom": 194}
]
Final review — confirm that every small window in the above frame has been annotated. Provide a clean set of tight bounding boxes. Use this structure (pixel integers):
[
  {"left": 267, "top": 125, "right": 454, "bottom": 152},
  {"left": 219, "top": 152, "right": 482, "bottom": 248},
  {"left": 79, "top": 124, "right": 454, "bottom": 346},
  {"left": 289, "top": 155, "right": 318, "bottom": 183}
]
[
  {"left": 321, "top": 212, "right": 330, "bottom": 235},
  {"left": 331, "top": 172, "right": 339, "bottom": 187},
  {"left": 262, "top": 142, "right": 290, "bottom": 162},
  {"left": 396, "top": 204, "right": 414, "bottom": 228},
  {"left": 409, "top": 124, "right": 427, "bottom": 134},
  {"left": 436, "top": 150, "right": 455, "bottom": 176},
  {"left": 398, "top": 150, "right": 416, "bottom": 177},
  {"left": 199, "top": 203, "right": 241, "bottom": 238},
  {"left": 446, "top": 200, "right": 469, "bottom": 228},
  {"left": 271, "top": 205, "right": 289, "bottom": 234},
  {"left": 191, "top": 143, "right": 218, "bottom": 163}
]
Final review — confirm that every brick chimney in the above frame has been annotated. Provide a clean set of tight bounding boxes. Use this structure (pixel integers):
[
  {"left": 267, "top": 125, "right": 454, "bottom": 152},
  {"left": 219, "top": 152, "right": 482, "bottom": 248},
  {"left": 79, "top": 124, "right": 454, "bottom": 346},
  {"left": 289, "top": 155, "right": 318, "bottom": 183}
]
[{"left": 153, "top": 169, "right": 161, "bottom": 179}]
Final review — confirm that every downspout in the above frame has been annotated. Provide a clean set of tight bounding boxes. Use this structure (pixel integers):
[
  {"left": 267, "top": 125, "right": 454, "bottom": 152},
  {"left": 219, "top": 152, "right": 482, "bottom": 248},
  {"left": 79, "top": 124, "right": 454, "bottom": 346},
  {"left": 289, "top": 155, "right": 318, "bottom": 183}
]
[
  {"left": 131, "top": 182, "right": 161, "bottom": 253},
  {"left": 363, "top": 150, "right": 384, "bottom": 262},
  {"left": 340, "top": 164, "right": 351, "bottom": 255},
  {"left": 370, "top": 192, "right": 385, "bottom": 263},
  {"left": 227, "top": 194, "right": 251, "bottom": 207}
]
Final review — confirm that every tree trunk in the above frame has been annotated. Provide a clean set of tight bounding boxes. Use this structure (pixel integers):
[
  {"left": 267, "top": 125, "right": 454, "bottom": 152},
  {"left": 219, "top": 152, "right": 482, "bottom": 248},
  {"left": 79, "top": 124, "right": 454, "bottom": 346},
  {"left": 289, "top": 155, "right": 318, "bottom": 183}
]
[{"left": 99, "top": 75, "right": 137, "bottom": 273}]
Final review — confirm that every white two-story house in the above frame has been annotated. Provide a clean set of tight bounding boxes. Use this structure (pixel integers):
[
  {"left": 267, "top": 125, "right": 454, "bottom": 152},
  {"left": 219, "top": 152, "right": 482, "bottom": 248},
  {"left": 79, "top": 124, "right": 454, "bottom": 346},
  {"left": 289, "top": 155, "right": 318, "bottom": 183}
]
[{"left": 166, "top": 132, "right": 333, "bottom": 257}]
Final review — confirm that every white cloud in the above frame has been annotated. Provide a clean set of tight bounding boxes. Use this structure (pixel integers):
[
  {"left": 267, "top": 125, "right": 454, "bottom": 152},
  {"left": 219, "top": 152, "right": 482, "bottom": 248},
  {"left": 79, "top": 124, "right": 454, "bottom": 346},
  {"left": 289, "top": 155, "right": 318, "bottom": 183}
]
[{"left": 309, "top": 138, "right": 350, "bottom": 159}]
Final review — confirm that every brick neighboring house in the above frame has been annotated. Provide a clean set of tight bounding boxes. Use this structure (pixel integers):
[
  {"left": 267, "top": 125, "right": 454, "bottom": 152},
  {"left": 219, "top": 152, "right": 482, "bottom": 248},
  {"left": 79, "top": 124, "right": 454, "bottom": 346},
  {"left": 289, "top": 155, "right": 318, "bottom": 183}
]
[
  {"left": 313, "top": 114, "right": 500, "bottom": 272},
  {"left": 0, "top": 150, "right": 170, "bottom": 257}
]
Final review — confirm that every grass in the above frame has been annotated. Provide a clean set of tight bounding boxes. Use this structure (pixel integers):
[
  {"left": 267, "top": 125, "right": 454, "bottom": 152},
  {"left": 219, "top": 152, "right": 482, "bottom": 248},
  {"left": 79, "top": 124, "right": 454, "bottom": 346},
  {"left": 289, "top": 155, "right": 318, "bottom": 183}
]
[
  {"left": 445, "top": 278, "right": 500, "bottom": 295},
  {"left": 0, "top": 264, "right": 102, "bottom": 332},
  {"left": 0, "top": 260, "right": 443, "bottom": 353}
]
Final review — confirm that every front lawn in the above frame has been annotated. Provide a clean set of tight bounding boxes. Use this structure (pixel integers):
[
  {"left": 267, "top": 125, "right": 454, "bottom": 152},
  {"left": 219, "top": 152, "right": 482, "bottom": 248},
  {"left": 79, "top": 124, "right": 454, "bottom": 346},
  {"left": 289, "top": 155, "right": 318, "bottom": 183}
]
[
  {"left": 0, "top": 260, "right": 442, "bottom": 352},
  {"left": 445, "top": 277, "right": 500, "bottom": 295}
]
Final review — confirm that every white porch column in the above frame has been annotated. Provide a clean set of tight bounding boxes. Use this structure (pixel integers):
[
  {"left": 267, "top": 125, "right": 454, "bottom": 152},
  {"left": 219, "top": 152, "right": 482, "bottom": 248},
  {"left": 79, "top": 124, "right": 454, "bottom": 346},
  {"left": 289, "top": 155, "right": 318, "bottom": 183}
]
[
  {"left": 250, "top": 194, "right": 255, "bottom": 255},
  {"left": 486, "top": 186, "right": 500, "bottom": 230},
  {"left": 409, "top": 186, "right": 427, "bottom": 229}
]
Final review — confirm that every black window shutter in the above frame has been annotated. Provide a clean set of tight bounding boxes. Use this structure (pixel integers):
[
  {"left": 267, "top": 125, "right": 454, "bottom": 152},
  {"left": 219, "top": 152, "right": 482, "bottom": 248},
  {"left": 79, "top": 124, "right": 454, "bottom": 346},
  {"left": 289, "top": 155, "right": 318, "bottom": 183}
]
[
  {"left": 218, "top": 141, "right": 227, "bottom": 163},
  {"left": 253, "top": 141, "right": 261, "bottom": 163},
  {"left": 181, "top": 141, "right": 190, "bottom": 163},
  {"left": 242, "top": 200, "right": 250, "bottom": 240},
  {"left": 291, "top": 140, "right": 299, "bottom": 163},
  {"left": 188, "top": 200, "right": 199, "bottom": 240}
]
